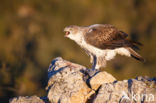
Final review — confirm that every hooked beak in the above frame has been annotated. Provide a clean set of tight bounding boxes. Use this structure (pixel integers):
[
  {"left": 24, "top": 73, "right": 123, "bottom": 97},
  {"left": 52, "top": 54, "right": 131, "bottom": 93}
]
[
  {"left": 64, "top": 31, "right": 70, "bottom": 37},
  {"left": 64, "top": 27, "right": 70, "bottom": 37}
]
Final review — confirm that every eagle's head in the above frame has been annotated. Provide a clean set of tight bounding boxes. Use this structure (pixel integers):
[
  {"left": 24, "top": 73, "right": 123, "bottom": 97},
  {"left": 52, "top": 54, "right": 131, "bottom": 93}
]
[{"left": 64, "top": 25, "right": 86, "bottom": 42}]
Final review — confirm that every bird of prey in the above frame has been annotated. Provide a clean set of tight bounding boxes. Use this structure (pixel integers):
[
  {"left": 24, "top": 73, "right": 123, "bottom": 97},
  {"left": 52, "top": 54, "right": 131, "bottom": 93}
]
[{"left": 64, "top": 24, "right": 145, "bottom": 70}]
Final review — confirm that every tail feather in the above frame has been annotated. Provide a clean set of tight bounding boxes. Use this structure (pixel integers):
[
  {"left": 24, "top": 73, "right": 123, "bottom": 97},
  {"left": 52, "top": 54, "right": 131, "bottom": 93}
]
[
  {"left": 128, "top": 40, "right": 142, "bottom": 50},
  {"left": 129, "top": 40, "right": 143, "bottom": 46},
  {"left": 127, "top": 48, "right": 145, "bottom": 63}
]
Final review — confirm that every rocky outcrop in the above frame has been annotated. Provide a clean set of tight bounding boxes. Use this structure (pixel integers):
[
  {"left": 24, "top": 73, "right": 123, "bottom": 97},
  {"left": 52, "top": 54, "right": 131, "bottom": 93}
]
[
  {"left": 9, "top": 96, "right": 45, "bottom": 103},
  {"left": 9, "top": 57, "right": 156, "bottom": 103},
  {"left": 46, "top": 57, "right": 93, "bottom": 103},
  {"left": 94, "top": 77, "right": 156, "bottom": 103}
]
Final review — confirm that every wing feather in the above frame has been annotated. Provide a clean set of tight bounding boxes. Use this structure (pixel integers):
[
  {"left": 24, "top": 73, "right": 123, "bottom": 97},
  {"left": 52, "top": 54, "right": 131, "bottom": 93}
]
[{"left": 84, "top": 24, "right": 137, "bottom": 49}]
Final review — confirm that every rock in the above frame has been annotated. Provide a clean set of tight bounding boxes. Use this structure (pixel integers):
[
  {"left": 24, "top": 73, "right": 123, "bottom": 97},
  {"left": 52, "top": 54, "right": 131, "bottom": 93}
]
[
  {"left": 93, "top": 77, "right": 156, "bottom": 103},
  {"left": 89, "top": 71, "right": 116, "bottom": 90},
  {"left": 9, "top": 96, "right": 44, "bottom": 103},
  {"left": 9, "top": 57, "right": 156, "bottom": 103},
  {"left": 47, "top": 57, "right": 95, "bottom": 103}
]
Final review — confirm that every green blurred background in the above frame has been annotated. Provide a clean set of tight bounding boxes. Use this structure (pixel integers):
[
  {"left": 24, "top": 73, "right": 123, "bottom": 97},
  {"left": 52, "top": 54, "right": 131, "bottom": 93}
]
[{"left": 0, "top": 0, "right": 156, "bottom": 102}]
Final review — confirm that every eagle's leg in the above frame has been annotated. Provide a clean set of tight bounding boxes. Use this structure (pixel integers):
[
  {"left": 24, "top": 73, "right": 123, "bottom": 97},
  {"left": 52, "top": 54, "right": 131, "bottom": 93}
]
[
  {"left": 94, "top": 56, "right": 106, "bottom": 70},
  {"left": 86, "top": 55, "right": 102, "bottom": 77},
  {"left": 92, "top": 55, "right": 97, "bottom": 70},
  {"left": 92, "top": 56, "right": 103, "bottom": 70},
  {"left": 86, "top": 55, "right": 99, "bottom": 77}
]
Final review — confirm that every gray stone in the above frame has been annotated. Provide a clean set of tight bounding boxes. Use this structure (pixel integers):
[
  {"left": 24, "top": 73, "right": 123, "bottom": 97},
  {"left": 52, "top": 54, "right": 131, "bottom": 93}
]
[
  {"left": 93, "top": 77, "right": 156, "bottom": 103},
  {"left": 47, "top": 57, "right": 94, "bottom": 103},
  {"left": 9, "top": 96, "right": 44, "bottom": 103},
  {"left": 89, "top": 71, "right": 116, "bottom": 90}
]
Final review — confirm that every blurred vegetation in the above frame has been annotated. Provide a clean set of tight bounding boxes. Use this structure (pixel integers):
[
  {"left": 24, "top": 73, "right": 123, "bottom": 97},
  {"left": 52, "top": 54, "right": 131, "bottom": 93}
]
[{"left": 0, "top": 0, "right": 156, "bottom": 102}]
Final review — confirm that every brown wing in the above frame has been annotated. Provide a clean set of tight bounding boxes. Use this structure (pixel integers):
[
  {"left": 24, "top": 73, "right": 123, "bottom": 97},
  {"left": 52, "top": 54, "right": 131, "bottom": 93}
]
[{"left": 84, "top": 24, "right": 138, "bottom": 49}]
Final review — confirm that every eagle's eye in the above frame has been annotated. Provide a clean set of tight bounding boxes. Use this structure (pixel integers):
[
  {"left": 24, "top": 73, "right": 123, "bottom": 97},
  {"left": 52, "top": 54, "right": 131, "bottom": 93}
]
[
  {"left": 92, "top": 28, "right": 96, "bottom": 31},
  {"left": 89, "top": 28, "right": 96, "bottom": 33}
]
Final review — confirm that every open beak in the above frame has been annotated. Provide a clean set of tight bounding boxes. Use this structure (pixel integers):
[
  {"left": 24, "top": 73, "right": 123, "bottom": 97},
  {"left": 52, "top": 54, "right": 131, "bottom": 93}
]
[{"left": 64, "top": 31, "right": 70, "bottom": 37}]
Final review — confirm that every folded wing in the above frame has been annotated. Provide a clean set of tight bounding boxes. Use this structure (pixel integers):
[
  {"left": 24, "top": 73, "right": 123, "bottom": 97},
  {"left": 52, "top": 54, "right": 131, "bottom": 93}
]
[{"left": 84, "top": 24, "right": 139, "bottom": 50}]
